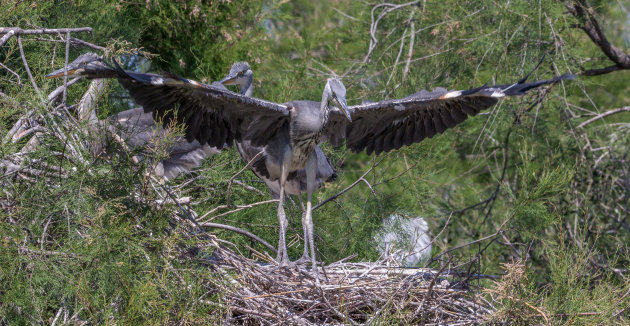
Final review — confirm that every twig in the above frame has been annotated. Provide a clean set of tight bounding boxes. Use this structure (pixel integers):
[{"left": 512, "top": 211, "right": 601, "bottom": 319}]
[
  {"left": 333, "top": 7, "right": 359, "bottom": 21},
  {"left": 62, "top": 31, "right": 70, "bottom": 105},
  {"left": 428, "top": 219, "right": 509, "bottom": 265},
  {"left": 201, "top": 222, "right": 277, "bottom": 254},
  {"left": 0, "top": 62, "right": 22, "bottom": 86},
  {"left": 401, "top": 9, "right": 416, "bottom": 84},
  {"left": 313, "top": 156, "right": 385, "bottom": 210},
  {"left": 48, "top": 77, "right": 81, "bottom": 103},
  {"left": 227, "top": 150, "right": 264, "bottom": 207},
  {"left": 233, "top": 180, "right": 266, "bottom": 196},
  {"left": 577, "top": 106, "right": 630, "bottom": 128},
  {"left": 198, "top": 199, "right": 279, "bottom": 222},
  {"left": 17, "top": 35, "right": 40, "bottom": 95},
  {"left": 68, "top": 37, "right": 106, "bottom": 52},
  {"left": 505, "top": 295, "right": 550, "bottom": 325}
]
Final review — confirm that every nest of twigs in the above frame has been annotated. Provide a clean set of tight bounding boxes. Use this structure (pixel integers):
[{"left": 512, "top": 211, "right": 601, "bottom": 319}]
[{"left": 204, "top": 242, "right": 493, "bottom": 325}]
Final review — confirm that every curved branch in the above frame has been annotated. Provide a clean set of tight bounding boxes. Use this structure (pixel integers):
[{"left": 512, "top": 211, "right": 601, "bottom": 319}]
[
  {"left": 201, "top": 222, "right": 277, "bottom": 254},
  {"left": 567, "top": 0, "right": 630, "bottom": 75}
]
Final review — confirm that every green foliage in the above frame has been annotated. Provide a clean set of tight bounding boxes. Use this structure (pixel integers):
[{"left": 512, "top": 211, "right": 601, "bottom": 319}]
[
  {"left": 2, "top": 0, "right": 630, "bottom": 323},
  {"left": 0, "top": 150, "right": 224, "bottom": 323}
]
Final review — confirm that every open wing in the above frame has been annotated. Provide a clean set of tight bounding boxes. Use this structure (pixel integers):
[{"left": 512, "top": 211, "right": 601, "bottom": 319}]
[
  {"left": 325, "top": 74, "right": 574, "bottom": 155},
  {"left": 48, "top": 55, "right": 289, "bottom": 148},
  {"left": 117, "top": 73, "right": 290, "bottom": 148}
]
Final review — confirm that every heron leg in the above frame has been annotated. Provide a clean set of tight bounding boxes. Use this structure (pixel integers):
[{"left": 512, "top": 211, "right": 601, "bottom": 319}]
[
  {"left": 304, "top": 154, "right": 319, "bottom": 282},
  {"left": 295, "top": 188, "right": 311, "bottom": 265},
  {"left": 275, "top": 156, "right": 292, "bottom": 268}
]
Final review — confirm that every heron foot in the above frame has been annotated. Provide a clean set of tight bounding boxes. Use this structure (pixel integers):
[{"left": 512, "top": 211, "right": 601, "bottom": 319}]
[
  {"left": 274, "top": 254, "right": 296, "bottom": 268},
  {"left": 294, "top": 254, "right": 312, "bottom": 266}
]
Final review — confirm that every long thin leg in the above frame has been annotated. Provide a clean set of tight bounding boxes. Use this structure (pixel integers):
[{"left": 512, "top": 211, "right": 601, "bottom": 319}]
[
  {"left": 295, "top": 189, "right": 311, "bottom": 264},
  {"left": 304, "top": 153, "right": 319, "bottom": 282},
  {"left": 275, "top": 153, "right": 292, "bottom": 267}
]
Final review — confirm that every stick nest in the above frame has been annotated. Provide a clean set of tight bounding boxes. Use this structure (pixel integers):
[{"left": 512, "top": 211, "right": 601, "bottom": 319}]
[{"left": 205, "top": 242, "right": 493, "bottom": 325}]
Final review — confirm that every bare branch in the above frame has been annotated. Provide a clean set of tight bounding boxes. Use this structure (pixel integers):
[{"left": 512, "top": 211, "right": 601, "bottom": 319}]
[
  {"left": 0, "top": 27, "right": 93, "bottom": 36},
  {"left": 567, "top": 0, "right": 630, "bottom": 75},
  {"left": 198, "top": 199, "right": 279, "bottom": 222},
  {"left": 0, "top": 62, "right": 21, "bottom": 86},
  {"left": 201, "top": 222, "right": 277, "bottom": 254},
  {"left": 401, "top": 14, "right": 415, "bottom": 84},
  {"left": 577, "top": 106, "right": 630, "bottom": 128},
  {"left": 17, "top": 35, "right": 40, "bottom": 94},
  {"left": 0, "top": 29, "right": 15, "bottom": 47},
  {"left": 580, "top": 64, "right": 622, "bottom": 76},
  {"left": 227, "top": 150, "right": 264, "bottom": 207},
  {"left": 313, "top": 157, "right": 385, "bottom": 211},
  {"left": 67, "top": 37, "right": 106, "bottom": 52},
  {"left": 62, "top": 31, "right": 70, "bottom": 105},
  {"left": 48, "top": 77, "right": 81, "bottom": 103}
]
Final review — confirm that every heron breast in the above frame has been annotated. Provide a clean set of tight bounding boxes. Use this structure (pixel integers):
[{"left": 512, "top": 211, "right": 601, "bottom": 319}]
[{"left": 290, "top": 132, "right": 319, "bottom": 169}]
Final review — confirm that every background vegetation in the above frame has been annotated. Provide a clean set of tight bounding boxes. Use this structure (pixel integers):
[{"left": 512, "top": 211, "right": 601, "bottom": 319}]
[{"left": 1, "top": 0, "right": 630, "bottom": 324}]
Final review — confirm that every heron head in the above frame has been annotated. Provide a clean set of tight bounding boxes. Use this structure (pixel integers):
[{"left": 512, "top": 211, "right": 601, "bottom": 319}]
[
  {"left": 326, "top": 78, "right": 351, "bottom": 122},
  {"left": 46, "top": 53, "right": 105, "bottom": 78},
  {"left": 219, "top": 62, "right": 253, "bottom": 89}
]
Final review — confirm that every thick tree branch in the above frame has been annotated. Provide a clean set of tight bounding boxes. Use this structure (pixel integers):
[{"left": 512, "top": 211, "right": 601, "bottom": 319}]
[
  {"left": 567, "top": 0, "right": 630, "bottom": 75},
  {"left": 0, "top": 27, "right": 93, "bottom": 35},
  {"left": 0, "top": 27, "right": 93, "bottom": 48}
]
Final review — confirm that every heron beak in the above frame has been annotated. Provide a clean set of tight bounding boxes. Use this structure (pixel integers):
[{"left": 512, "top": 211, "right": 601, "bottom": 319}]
[
  {"left": 46, "top": 66, "right": 81, "bottom": 79},
  {"left": 219, "top": 73, "right": 239, "bottom": 86},
  {"left": 334, "top": 96, "right": 351, "bottom": 122}
]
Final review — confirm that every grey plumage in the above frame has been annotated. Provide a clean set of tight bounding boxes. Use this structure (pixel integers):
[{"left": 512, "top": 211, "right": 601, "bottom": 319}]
[
  {"left": 216, "top": 61, "right": 338, "bottom": 197},
  {"left": 218, "top": 63, "right": 337, "bottom": 266},
  {"left": 107, "top": 108, "right": 219, "bottom": 180},
  {"left": 48, "top": 53, "right": 574, "bottom": 279}
]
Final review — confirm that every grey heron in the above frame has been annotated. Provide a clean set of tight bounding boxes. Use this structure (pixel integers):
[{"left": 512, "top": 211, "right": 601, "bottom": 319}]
[
  {"left": 105, "top": 107, "right": 219, "bottom": 180},
  {"left": 48, "top": 55, "right": 574, "bottom": 277},
  {"left": 219, "top": 62, "right": 337, "bottom": 264},
  {"left": 62, "top": 53, "right": 220, "bottom": 181},
  {"left": 50, "top": 55, "right": 337, "bottom": 267}
]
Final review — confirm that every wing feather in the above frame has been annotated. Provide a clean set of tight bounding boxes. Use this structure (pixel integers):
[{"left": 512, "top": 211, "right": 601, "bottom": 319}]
[
  {"left": 382, "top": 128, "right": 395, "bottom": 153},
  {"left": 323, "top": 74, "right": 573, "bottom": 154},
  {"left": 440, "top": 107, "right": 456, "bottom": 128},
  {"left": 72, "top": 60, "right": 289, "bottom": 149}
]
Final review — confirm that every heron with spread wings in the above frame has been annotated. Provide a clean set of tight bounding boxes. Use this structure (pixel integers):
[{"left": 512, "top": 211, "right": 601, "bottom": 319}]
[
  {"left": 48, "top": 55, "right": 573, "bottom": 278},
  {"left": 219, "top": 61, "right": 337, "bottom": 265}
]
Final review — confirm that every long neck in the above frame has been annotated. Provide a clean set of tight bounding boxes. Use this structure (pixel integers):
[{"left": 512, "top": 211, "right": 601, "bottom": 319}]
[
  {"left": 241, "top": 76, "right": 253, "bottom": 97},
  {"left": 319, "top": 91, "right": 331, "bottom": 131}
]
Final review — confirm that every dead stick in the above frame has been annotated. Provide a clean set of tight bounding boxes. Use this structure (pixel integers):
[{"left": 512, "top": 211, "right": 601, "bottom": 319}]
[
  {"left": 199, "top": 199, "right": 279, "bottom": 221},
  {"left": 62, "top": 31, "right": 70, "bottom": 105},
  {"left": 0, "top": 29, "right": 15, "bottom": 47},
  {"left": 0, "top": 27, "right": 93, "bottom": 35},
  {"left": 48, "top": 77, "right": 81, "bottom": 103},
  {"left": 227, "top": 150, "right": 263, "bottom": 207},
  {"left": 17, "top": 35, "right": 40, "bottom": 94},
  {"left": 202, "top": 222, "right": 277, "bottom": 254},
  {"left": 313, "top": 156, "right": 385, "bottom": 210},
  {"left": 577, "top": 106, "right": 630, "bottom": 128}
]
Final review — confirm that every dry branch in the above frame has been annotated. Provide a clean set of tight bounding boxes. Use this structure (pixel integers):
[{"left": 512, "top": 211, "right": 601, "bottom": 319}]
[
  {"left": 0, "top": 27, "right": 93, "bottom": 36},
  {"left": 567, "top": 0, "right": 630, "bottom": 75},
  {"left": 202, "top": 222, "right": 277, "bottom": 254},
  {"left": 577, "top": 106, "right": 630, "bottom": 128},
  {"left": 17, "top": 36, "right": 40, "bottom": 94}
]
